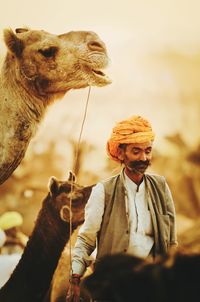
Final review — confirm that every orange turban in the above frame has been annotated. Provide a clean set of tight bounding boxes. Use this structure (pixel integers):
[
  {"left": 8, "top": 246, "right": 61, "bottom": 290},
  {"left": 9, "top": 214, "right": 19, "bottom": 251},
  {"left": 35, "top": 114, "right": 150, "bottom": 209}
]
[{"left": 107, "top": 115, "right": 155, "bottom": 162}]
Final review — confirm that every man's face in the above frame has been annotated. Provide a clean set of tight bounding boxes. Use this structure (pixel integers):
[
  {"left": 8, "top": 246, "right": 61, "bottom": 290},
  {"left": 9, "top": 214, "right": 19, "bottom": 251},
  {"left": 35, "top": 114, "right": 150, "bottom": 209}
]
[{"left": 118, "top": 142, "right": 153, "bottom": 174}]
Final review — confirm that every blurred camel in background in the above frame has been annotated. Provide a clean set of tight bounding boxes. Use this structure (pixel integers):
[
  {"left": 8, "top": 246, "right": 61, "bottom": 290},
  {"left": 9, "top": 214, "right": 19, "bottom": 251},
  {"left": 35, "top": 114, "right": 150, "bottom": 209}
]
[
  {"left": 0, "top": 27, "right": 111, "bottom": 185},
  {"left": 0, "top": 172, "right": 93, "bottom": 302},
  {"left": 82, "top": 251, "right": 200, "bottom": 302}
]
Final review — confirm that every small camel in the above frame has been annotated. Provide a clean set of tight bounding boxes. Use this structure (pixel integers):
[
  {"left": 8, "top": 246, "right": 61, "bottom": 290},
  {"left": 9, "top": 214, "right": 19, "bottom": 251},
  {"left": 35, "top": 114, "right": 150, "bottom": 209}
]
[
  {"left": 0, "top": 172, "right": 93, "bottom": 302},
  {"left": 0, "top": 27, "right": 111, "bottom": 185}
]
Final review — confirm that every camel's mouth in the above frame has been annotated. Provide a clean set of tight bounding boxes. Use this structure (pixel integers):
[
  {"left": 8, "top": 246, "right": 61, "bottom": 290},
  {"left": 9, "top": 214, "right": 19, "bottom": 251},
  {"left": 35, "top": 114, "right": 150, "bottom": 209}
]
[
  {"left": 92, "top": 69, "right": 105, "bottom": 76},
  {"left": 92, "top": 68, "right": 112, "bottom": 85}
]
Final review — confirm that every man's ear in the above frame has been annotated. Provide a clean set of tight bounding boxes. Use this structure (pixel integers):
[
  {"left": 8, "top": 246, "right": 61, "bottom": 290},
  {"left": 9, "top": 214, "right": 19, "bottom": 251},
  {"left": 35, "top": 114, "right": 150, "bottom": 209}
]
[
  {"left": 117, "top": 148, "right": 125, "bottom": 161},
  {"left": 3, "top": 28, "right": 24, "bottom": 57}
]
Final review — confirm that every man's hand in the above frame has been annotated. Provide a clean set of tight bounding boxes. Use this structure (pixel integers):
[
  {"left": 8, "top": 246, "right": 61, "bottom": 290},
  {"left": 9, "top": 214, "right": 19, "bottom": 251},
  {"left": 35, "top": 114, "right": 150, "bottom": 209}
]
[{"left": 66, "top": 274, "right": 81, "bottom": 302}]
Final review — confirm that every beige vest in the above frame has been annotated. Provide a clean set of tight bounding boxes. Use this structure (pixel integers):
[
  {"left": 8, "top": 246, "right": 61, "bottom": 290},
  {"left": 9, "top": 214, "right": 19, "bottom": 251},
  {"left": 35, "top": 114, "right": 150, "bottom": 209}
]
[{"left": 96, "top": 171, "right": 173, "bottom": 261}]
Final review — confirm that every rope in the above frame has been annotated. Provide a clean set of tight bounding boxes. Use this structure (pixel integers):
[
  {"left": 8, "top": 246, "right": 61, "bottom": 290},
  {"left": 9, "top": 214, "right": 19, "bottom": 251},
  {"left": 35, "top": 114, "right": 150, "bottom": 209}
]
[
  {"left": 74, "top": 86, "right": 91, "bottom": 175},
  {"left": 68, "top": 86, "right": 92, "bottom": 289}
]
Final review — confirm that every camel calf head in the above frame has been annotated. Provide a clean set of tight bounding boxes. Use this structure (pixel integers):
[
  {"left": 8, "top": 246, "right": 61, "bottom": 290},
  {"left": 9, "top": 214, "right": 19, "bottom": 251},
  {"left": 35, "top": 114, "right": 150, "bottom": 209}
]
[
  {"left": 0, "top": 173, "right": 93, "bottom": 302},
  {"left": 3, "top": 27, "right": 111, "bottom": 102},
  {"left": 48, "top": 172, "right": 93, "bottom": 226}
]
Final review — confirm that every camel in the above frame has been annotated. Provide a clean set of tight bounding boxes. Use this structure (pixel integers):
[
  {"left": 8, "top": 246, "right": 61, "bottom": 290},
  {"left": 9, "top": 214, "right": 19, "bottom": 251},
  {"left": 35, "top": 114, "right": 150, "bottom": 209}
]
[
  {"left": 83, "top": 251, "right": 200, "bottom": 302},
  {"left": 0, "top": 172, "right": 93, "bottom": 302},
  {"left": 0, "top": 27, "right": 111, "bottom": 185}
]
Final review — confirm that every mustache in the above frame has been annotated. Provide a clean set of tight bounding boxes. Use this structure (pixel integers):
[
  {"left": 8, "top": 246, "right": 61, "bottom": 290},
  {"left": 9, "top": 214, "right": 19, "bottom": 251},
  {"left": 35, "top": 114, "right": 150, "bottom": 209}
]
[{"left": 130, "top": 160, "right": 151, "bottom": 168}]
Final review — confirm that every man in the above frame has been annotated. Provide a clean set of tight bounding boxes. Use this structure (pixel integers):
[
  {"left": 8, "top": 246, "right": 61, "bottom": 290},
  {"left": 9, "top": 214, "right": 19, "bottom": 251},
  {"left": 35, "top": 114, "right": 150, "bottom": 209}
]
[
  {"left": 67, "top": 115, "right": 177, "bottom": 302},
  {"left": 0, "top": 211, "right": 28, "bottom": 254}
]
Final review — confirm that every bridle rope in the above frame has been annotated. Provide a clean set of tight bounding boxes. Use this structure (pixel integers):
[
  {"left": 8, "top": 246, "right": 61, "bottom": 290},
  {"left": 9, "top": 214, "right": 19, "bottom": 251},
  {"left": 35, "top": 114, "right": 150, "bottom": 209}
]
[{"left": 68, "top": 85, "right": 91, "bottom": 282}]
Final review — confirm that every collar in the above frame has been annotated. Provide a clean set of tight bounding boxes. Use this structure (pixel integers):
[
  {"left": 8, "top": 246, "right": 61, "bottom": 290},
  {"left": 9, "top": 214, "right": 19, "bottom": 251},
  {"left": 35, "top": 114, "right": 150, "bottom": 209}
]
[{"left": 121, "top": 168, "right": 145, "bottom": 192}]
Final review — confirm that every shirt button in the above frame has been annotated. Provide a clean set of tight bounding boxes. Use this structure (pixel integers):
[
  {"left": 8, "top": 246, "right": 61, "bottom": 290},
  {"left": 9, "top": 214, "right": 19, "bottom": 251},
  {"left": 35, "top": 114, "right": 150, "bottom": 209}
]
[
  {"left": 126, "top": 230, "right": 129, "bottom": 234},
  {"left": 124, "top": 249, "right": 127, "bottom": 252}
]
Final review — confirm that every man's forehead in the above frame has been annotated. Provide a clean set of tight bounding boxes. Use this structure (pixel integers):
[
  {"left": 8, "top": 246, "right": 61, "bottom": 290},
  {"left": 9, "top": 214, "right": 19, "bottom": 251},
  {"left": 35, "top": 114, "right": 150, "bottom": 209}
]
[{"left": 127, "top": 142, "right": 153, "bottom": 149}]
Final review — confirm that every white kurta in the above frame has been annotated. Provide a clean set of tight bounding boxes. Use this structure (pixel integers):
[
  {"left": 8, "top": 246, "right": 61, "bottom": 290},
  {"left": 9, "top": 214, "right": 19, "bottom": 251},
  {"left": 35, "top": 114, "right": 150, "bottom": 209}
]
[
  {"left": 72, "top": 172, "right": 154, "bottom": 275},
  {"left": 124, "top": 173, "right": 154, "bottom": 257}
]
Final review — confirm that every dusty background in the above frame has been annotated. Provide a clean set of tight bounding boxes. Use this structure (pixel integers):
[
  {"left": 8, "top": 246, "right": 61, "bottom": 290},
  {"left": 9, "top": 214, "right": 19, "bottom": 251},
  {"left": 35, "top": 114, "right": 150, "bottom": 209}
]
[{"left": 0, "top": 0, "right": 200, "bottom": 248}]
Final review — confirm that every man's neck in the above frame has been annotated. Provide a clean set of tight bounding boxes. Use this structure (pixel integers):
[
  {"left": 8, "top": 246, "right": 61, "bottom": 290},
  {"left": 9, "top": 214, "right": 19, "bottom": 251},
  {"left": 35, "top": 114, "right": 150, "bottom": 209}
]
[{"left": 124, "top": 167, "right": 144, "bottom": 186}]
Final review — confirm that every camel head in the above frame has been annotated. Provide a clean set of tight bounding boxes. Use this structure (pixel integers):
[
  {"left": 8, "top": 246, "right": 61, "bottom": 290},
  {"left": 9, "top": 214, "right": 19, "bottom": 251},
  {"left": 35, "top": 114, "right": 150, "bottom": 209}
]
[
  {"left": 3, "top": 27, "right": 111, "bottom": 102},
  {"left": 48, "top": 172, "right": 93, "bottom": 226}
]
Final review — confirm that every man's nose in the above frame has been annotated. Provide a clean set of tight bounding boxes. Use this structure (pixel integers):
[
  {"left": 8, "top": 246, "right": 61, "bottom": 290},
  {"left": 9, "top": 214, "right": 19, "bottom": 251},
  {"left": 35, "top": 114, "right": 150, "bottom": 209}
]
[{"left": 139, "top": 152, "right": 147, "bottom": 161}]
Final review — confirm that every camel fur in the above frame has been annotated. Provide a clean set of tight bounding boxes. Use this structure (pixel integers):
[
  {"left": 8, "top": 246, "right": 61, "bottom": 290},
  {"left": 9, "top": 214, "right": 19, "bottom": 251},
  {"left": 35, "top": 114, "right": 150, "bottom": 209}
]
[
  {"left": 0, "top": 27, "right": 111, "bottom": 185},
  {"left": 0, "top": 172, "right": 93, "bottom": 302},
  {"left": 83, "top": 251, "right": 200, "bottom": 302}
]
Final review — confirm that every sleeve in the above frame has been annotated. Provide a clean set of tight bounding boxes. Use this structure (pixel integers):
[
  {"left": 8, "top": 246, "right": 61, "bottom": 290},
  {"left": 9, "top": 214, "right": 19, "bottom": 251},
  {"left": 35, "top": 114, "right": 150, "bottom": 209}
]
[
  {"left": 165, "top": 182, "right": 178, "bottom": 247},
  {"left": 0, "top": 229, "right": 6, "bottom": 248},
  {"left": 71, "top": 182, "right": 105, "bottom": 276}
]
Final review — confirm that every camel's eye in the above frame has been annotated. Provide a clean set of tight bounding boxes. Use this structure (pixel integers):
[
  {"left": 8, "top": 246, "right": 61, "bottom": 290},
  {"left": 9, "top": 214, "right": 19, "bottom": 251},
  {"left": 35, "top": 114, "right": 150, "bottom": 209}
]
[{"left": 39, "top": 46, "right": 58, "bottom": 58}]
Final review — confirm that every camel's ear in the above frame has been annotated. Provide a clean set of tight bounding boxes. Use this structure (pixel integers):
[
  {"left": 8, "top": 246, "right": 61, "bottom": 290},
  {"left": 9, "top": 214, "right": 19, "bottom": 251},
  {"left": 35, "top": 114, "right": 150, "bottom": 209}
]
[
  {"left": 15, "top": 28, "right": 29, "bottom": 34},
  {"left": 48, "top": 176, "right": 59, "bottom": 196},
  {"left": 3, "top": 29, "right": 24, "bottom": 57},
  {"left": 68, "top": 171, "right": 76, "bottom": 182}
]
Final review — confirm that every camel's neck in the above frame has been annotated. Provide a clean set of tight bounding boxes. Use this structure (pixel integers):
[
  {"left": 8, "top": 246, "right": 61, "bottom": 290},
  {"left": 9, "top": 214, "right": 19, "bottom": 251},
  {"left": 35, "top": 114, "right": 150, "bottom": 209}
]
[
  {"left": 0, "top": 194, "right": 76, "bottom": 302},
  {"left": 1, "top": 57, "right": 48, "bottom": 122},
  {"left": 0, "top": 56, "right": 51, "bottom": 185}
]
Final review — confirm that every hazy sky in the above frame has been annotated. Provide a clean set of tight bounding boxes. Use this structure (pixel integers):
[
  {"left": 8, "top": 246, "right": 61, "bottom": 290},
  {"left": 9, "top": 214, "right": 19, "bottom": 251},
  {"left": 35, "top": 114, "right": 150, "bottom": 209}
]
[
  {"left": 1, "top": 0, "right": 199, "bottom": 149},
  {"left": 1, "top": 0, "right": 200, "bottom": 48}
]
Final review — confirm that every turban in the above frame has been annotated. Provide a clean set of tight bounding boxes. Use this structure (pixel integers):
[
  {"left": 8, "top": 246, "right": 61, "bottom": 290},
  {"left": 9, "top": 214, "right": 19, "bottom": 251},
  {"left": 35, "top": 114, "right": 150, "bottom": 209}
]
[
  {"left": 0, "top": 211, "right": 23, "bottom": 230},
  {"left": 107, "top": 115, "right": 155, "bottom": 162}
]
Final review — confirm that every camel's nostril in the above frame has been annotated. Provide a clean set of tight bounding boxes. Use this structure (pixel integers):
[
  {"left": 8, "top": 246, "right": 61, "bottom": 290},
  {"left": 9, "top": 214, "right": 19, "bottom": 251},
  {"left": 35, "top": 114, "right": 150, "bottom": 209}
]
[{"left": 88, "top": 41, "right": 105, "bottom": 52}]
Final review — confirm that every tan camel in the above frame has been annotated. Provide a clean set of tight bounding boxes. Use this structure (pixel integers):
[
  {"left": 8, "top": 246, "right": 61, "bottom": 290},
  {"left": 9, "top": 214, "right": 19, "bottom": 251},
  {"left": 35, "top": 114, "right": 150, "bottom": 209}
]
[{"left": 0, "top": 27, "right": 111, "bottom": 185}]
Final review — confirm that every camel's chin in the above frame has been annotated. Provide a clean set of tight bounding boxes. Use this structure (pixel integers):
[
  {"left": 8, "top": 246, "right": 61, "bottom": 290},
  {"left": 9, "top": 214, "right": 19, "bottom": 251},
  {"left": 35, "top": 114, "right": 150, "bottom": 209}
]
[
  {"left": 91, "top": 73, "right": 112, "bottom": 87},
  {"left": 46, "top": 74, "right": 111, "bottom": 96},
  {"left": 51, "top": 91, "right": 67, "bottom": 99}
]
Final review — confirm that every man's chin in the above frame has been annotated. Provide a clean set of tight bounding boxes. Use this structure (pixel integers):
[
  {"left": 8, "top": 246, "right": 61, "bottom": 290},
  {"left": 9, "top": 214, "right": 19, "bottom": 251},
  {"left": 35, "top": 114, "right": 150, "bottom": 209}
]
[
  {"left": 137, "top": 166, "right": 148, "bottom": 173},
  {"left": 131, "top": 166, "right": 149, "bottom": 174}
]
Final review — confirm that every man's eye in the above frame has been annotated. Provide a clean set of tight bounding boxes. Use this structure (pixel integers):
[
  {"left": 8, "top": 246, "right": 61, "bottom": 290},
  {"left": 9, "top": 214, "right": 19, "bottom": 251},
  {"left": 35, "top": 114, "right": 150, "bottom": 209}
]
[{"left": 145, "top": 150, "right": 151, "bottom": 154}]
